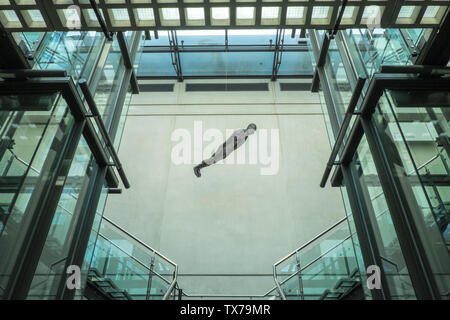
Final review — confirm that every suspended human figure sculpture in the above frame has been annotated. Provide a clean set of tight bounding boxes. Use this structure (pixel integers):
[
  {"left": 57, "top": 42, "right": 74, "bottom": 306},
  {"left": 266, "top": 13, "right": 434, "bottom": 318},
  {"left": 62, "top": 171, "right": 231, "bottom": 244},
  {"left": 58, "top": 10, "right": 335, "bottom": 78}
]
[{"left": 194, "top": 124, "right": 257, "bottom": 178}]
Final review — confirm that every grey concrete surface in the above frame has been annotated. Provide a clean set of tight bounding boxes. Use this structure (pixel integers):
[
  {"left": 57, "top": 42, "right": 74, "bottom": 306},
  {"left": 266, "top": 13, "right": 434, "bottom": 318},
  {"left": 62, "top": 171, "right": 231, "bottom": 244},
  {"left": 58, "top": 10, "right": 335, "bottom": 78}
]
[{"left": 104, "top": 80, "right": 347, "bottom": 295}]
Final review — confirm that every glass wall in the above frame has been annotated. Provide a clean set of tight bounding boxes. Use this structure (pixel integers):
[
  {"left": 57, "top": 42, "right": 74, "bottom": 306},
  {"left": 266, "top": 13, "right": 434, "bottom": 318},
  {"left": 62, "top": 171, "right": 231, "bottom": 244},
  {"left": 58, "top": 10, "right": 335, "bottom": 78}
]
[
  {"left": 354, "top": 135, "right": 416, "bottom": 299},
  {"left": 27, "top": 137, "right": 94, "bottom": 299},
  {"left": 0, "top": 93, "right": 76, "bottom": 298},
  {"left": 374, "top": 90, "right": 450, "bottom": 299},
  {"left": 34, "top": 32, "right": 104, "bottom": 82},
  {"left": 138, "top": 29, "right": 314, "bottom": 78},
  {"left": 275, "top": 219, "right": 360, "bottom": 300},
  {"left": 0, "top": 30, "right": 142, "bottom": 299},
  {"left": 312, "top": 25, "right": 447, "bottom": 299}
]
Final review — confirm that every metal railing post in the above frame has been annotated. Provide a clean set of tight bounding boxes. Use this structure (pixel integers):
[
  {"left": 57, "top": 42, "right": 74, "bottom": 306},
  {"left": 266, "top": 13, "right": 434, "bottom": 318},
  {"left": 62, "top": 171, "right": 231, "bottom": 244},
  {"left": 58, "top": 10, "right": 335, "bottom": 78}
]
[
  {"left": 146, "top": 253, "right": 156, "bottom": 300},
  {"left": 295, "top": 251, "right": 304, "bottom": 300}
]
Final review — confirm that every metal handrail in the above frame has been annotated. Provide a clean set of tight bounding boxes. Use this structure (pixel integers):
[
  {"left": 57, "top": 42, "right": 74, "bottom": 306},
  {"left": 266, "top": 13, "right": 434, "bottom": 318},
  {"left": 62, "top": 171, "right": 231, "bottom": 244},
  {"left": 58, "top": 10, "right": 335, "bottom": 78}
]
[
  {"left": 96, "top": 233, "right": 173, "bottom": 286},
  {"left": 380, "top": 256, "right": 400, "bottom": 273},
  {"left": 272, "top": 209, "right": 395, "bottom": 298},
  {"left": 162, "top": 276, "right": 178, "bottom": 300},
  {"left": 101, "top": 216, "right": 178, "bottom": 300},
  {"left": 273, "top": 217, "right": 348, "bottom": 268},
  {"left": 273, "top": 233, "right": 353, "bottom": 290},
  {"left": 371, "top": 151, "right": 443, "bottom": 202},
  {"left": 273, "top": 264, "right": 287, "bottom": 300},
  {"left": 272, "top": 217, "right": 348, "bottom": 299},
  {"left": 102, "top": 216, "right": 178, "bottom": 268}
]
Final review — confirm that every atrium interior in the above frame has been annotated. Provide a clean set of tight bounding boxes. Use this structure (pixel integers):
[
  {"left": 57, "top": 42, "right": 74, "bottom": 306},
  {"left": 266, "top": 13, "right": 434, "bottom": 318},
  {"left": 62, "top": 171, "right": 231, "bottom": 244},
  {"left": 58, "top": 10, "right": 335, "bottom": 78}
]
[{"left": 0, "top": 0, "right": 449, "bottom": 300}]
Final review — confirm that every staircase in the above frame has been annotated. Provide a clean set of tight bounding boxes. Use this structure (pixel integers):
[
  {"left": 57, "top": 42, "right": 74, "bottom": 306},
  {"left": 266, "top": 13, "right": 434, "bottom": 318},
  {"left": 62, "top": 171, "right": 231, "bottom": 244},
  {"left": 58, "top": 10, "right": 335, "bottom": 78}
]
[
  {"left": 84, "top": 216, "right": 366, "bottom": 300},
  {"left": 273, "top": 217, "right": 365, "bottom": 300},
  {"left": 84, "top": 217, "right": 180, "bottom": 300},
  {"left": 319, "top": 268, "right": 363, "bottom": 300},
  {"left": 85, "top": 268, "right": 132, "bottom": 300}
]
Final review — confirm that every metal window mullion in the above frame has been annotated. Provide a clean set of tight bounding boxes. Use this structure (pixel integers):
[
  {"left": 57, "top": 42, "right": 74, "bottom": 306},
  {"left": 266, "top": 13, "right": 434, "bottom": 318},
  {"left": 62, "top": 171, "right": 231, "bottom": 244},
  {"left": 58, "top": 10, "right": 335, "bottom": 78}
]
[
  {"left": 361, "top": 115, "right": 441, "bottom": 300},
  {"left": 98, "top": 0, "right": 113, "bottom": 32},
  {"left": 59, "top": 165, "right": 108, "bottom": 300},
  {"left": 108, "top": 31, "right": 142, "bottom": 140},
  {"left": 35, "top": 0, "right": 61, "bottom": 30},
  {"left": 152, "top": 1, "right": 162, "bottom": 29},
  {"left": 125, "top": 0, "right": 137, "bottom": 29},
  {"left": 309, "top": 29, "right": 390, "bottom": 300},
  {"left": 6, "top": 116, "right": 86, "bottom": 299}
]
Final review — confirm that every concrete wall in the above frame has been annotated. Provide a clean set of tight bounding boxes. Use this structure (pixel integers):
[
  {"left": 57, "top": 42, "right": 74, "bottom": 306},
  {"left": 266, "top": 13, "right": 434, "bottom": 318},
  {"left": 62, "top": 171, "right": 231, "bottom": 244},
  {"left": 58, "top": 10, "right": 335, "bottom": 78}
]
[{"left": 104, "top": 79, "right": 347, "bottom": 295}]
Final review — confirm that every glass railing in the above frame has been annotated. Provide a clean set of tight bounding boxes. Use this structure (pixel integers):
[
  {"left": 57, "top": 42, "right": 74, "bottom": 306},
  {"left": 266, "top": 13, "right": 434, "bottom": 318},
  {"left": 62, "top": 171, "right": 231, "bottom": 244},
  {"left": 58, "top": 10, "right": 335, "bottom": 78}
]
[
  {"left": 375, "top": 89, "right": 450, "bottom": 298},
  {"left": 273, "top": 218, "right": 361, "bottom": 300},
  {"left": 13, "top": 32, "right": 45, "bottom": 59},
  {"left": 346, "top": 29, "right": 413, "bottom": 78},
  {"left": 87, "top": 217, "right": 179, "bottom": 300},
  {"left": 33, "top": 31, "right": 104, "bottom": 83}
]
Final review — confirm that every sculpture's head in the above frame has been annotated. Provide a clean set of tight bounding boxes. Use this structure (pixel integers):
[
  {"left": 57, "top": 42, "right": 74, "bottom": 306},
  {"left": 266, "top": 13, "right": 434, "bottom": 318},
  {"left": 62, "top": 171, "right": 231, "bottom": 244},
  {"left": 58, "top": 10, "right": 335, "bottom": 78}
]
[{"left": 246, "top": 123, "right": 257, "bottom": 135}]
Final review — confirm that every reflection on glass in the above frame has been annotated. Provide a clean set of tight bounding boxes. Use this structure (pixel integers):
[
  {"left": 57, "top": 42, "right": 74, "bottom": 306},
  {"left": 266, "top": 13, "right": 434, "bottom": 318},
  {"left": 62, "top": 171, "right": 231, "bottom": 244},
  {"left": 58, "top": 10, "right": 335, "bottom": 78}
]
[
  {"left": 87, "top": 218, "right": 176, "bottom": 300},
  {"left": 355, "top": 135, "right": 416, "bottom": 299},
  {"left": 27, "top": 137, "right": 93, "bottom": 300},
  {"left": 0, "top": 94, "right": 75, "bottom": 298},
  {"left": 34, "top": 32, "right": 104, "bottom": 82},
  {"left": 276, "top": 219, "right": 361, "bottom": 300},
  {"left": 376, "top": 90, "right": 450, "bottom": 298}
]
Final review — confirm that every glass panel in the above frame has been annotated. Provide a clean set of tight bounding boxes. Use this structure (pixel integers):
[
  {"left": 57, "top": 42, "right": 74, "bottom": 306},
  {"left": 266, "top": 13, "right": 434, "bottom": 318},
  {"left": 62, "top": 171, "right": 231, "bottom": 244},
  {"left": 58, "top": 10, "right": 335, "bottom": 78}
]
[
  {"left": 138, "top": 29, "right": 314, "bottom": 78},
  {"left": 377, "top": 90, "right": 450, "bottom": 299},
  {"left": 0, "top": 94, "right": 75, "bottom": 298},
  {"left": 354, "top": 135, "right": 416, "bottom": 299},
  {"left": 180, "top": 51, "right": 274, "bottom": 76},
  {"left": 71, "top": 183, "right": 109, "bottom": 300},
  {"left": 137, "top": 52, "right": 177, "bottom": 77},
  {"left": 276, "top": 220, "right": 360, "bottom": 300},
  {"left": 34, "top": 32, "right": 104, "bottom": 82},
  {"left": 87, "top": 218, "right": 176, "bottom": 300},
  {"left": 324, "top": 39, "right": 353, "bottom": 119},
  {"left": 13, "top": 32, "right": 44, "bottom": 57},
  {"left": 114, "top": 85, "right": 133, "bottom": 150},
  {"left": 345, "top": 28, "right": 413, "bottom": 77},
  {"left": 92, "top": 38, "right": 125, "bottom": 126},
  {"left": 277, "top": 51, "right": 314, "bottom": 76},
  {"left": 27, "top": 137, "right": 93, "bottom": 300}
]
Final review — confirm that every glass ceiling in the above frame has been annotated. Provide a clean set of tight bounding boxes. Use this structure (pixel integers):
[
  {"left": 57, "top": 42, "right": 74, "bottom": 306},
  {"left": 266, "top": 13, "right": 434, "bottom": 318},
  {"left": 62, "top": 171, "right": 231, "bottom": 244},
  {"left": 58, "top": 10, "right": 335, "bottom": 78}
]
[
  {"left": 137, "top": 29, "right": 314, "bottom": 78},
  {"left": 0, "top": 0, "right": 448, "bottom": 32}
]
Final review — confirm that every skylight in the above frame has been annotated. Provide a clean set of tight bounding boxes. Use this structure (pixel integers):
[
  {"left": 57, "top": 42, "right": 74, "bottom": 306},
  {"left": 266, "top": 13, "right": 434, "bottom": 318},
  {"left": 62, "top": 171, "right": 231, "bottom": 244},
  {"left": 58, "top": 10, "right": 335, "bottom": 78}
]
[
  {"left": 312, "top": 6, "right": 329, "bottom": 19},
  {"left": 111, "top": 9, "right": 129, "bottom": 21},
  {"left": 4, "top": 10, "right": 19, "bottom": 22},
  {"left": 212, "top": 7, "right": 229, "bottom": 20},
  {"left": 0, "top": 1, "right": 446, "bottom": 30},
  {"left": 362, "top": 6, "right": 381, "bottom": 19},
  {"left": 343, "top": 6, "right": 355, "bottom": 19},
  {"left": 237, "top": 7, "right": 255, "bottom": 20},
  {"left": 261, "top": 7, "right": 279, "bottom": 19},
  {"left": 28, "top": 10, "right": 43, "bottom": 22},
  {"left": 137, "top": 8, "right": 154, "bottom": 21},
  {"left": 161, "top": 8, "right": 180, "bottom": 20},
  {"left": 286, "top": 7, "right": 304, "bottom": 19},
  {"left": 423, "top": 6, "right": 440, "bottom": 18},
  {"left": 186, "top": 8, "right": 204, "bottom": 20},
  {"left": 398, "top": 6, "right": 415, "bottom": 19}
]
